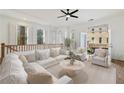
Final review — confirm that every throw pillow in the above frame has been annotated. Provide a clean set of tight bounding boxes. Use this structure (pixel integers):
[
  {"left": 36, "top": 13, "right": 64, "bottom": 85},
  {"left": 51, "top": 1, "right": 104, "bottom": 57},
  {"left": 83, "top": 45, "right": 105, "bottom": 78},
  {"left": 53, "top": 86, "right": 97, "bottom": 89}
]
[
  {"left": 95, "top": 49, "right": 107, "bottom": 57},
  {"left": 77, "top": 47, "right": 84, "bottom": 53},
  {"left": 36, "top": 49, "right": 50, "bottom": 60},
  {"left": 19, "top": 55, "right": 28, "bottom": 64},
  {"left": 14, "top": 50, "right": 36, "bottom": 62},
  {"left": 60, "top": 48, "right": 66, "bottom": 55},
  {"left": 50, "top": 48, "right": 60, "bottom": 57},
  {"left": 25, "top": 54, "right": 35, "bottom": 62}
]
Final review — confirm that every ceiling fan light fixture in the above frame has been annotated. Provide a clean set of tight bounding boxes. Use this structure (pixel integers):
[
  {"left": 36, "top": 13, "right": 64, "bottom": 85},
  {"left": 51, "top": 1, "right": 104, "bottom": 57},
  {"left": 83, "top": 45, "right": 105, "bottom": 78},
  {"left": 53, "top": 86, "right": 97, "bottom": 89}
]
[
  {"left": 57, "top": 9, "right": 79, "bottom": 21},
  {"left": 66, "top": 15, "right": 70, "bottom": 18}
]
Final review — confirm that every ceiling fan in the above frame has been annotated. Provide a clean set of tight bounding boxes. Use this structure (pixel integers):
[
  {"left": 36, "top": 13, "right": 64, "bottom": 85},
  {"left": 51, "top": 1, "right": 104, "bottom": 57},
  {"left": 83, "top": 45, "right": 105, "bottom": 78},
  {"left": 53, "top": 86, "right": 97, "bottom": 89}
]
[{"left": 57, "top": 9, "right": 79, "bottom": 21}]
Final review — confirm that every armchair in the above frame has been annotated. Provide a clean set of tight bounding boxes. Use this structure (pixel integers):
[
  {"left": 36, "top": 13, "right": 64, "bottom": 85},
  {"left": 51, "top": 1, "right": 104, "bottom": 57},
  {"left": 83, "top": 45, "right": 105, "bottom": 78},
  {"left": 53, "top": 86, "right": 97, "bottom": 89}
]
[{"left": 92, "top": 48, "right": 111, "bottom": 67}]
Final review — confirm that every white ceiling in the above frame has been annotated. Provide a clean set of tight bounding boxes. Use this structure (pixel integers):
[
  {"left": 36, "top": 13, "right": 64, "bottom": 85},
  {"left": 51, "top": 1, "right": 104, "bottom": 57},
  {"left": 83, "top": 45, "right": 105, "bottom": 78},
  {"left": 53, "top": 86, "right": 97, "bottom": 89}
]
[{"left": 0, "top": 9, "right": 124, "bottom": 26}]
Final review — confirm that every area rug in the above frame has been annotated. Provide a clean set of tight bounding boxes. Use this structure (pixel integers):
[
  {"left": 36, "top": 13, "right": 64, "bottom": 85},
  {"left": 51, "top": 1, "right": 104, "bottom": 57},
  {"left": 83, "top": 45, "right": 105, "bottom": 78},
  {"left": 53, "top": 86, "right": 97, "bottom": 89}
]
[{"left": 47, "top": 62, "right": 116, "bottom": 84}]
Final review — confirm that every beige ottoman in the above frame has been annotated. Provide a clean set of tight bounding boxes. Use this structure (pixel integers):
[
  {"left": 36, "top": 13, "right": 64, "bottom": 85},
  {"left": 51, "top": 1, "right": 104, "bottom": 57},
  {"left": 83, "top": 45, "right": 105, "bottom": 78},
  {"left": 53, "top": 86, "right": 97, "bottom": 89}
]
[{"left": 59, "top": 60, "right": 85, "bottom": 77}]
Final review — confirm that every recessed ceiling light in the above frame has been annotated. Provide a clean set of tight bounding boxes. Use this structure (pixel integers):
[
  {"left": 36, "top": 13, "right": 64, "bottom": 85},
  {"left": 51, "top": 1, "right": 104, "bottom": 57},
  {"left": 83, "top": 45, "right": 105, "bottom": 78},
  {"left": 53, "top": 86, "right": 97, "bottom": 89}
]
[{"left": 88, "top": 19, "right": 94, "bottom": 21}]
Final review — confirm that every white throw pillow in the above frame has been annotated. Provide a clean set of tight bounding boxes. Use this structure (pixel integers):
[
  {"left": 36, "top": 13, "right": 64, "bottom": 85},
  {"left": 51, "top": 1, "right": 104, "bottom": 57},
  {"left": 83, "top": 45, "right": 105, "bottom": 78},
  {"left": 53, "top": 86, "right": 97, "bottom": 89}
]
[
  {"left": 15, "top": 51, "right": 36, "bottom": 62},
  {"left": 24, "top": 63, "right": 57, "bottom": 84},
  {"left": 1, "top": 53, "right": 21, "bottom": 66},
  {"left": 36, "top": 49, "right": 50, "bottom": 60},
  {"left": 4, "top": 53, "right": 19, "bottom": 61},
  {"left": 24, "top": 54, "right": 35, "bottom": 62},
  {"left": 60, "top": 48, "right": 66, "bottom": 55},
  {"left": 95, "top": 49, "right": 107, "bottom": 57},
  {"left": 50, "top": 48, "right": 60, "bottom": 57},
  {"left": 77, "top": 47, "right": 84, "bottom": 53}
]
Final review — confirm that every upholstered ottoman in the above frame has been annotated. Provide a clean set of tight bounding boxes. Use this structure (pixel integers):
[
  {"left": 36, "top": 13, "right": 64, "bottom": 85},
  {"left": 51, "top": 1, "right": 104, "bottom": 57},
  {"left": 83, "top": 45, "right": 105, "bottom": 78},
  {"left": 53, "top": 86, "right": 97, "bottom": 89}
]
[{"left": 59, "top": 60, "right": 85, "bottom": 77}]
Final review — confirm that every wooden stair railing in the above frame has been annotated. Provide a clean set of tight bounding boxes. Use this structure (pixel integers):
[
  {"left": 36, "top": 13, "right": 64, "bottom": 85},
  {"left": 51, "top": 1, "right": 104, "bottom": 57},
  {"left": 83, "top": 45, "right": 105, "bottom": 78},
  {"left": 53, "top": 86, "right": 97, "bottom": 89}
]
[
  {"left": 0, "top": 43, "right": 63, "bottom": 64},
  {"left": 1, "top": 43, "right": 5, "bottom": 63}
]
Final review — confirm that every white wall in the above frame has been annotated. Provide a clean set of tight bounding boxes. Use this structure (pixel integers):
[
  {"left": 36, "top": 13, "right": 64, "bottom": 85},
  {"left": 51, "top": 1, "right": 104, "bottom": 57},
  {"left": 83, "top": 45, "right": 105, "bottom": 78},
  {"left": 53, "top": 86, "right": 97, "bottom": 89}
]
[
  {"left": 0, "top": 15, "right": 66, "bottom": 57},
  {"left": 0, "top": 15, "right": 61, "bottom": 45},
  {"left": 1, "top": 13, "right": 124, "bottom": 60},
  {"left": 0, "top": 14, "right": 82, "bottom": 47},
  {"left": 0, "top": 16, "right": 9, "bottom": 44},
  {"left": 68, "top": 13, "right": 124, "bottom": 60}
]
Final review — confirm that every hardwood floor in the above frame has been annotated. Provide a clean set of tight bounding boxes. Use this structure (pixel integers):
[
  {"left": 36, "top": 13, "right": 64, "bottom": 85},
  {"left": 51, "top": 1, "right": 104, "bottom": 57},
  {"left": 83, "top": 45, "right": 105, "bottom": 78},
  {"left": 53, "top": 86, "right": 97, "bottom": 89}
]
[
  {"left": 0, "top": 57, "right": 1, "bottom": 64},
  {"left": 112, "top": 59, "right": 124, "bottom": 84}
]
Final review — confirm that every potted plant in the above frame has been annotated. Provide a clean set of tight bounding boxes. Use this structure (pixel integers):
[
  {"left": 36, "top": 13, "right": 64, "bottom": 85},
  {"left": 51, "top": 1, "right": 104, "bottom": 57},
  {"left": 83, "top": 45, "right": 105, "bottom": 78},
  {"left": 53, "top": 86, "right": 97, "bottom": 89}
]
[
  {"left": 64, "top": 38, "right": 71, "bottom": 50},
  {"left": 87, "top": 47, "right": 94, "bottom": 54}
]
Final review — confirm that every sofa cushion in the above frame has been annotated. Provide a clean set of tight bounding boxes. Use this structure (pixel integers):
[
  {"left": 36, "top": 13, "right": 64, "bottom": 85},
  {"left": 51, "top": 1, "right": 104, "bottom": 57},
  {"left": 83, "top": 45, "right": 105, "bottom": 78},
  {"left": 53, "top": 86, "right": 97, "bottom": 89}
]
[
  {"left": 36, "top": 57, "right": 57, "bottom": 69},
  {"left": 15, "top": 50, "right": 36, "bottom": 62},
  {"left": 50, "top": 48, "right": 60, "bottom": 57},
  {"left": 28, "top": 73, "right": 53, "bottom": 84},
  {"left": 93, "top": 56, "right": 105, "bottom": 62},
  {"left": 1, "top": 53, "right": 22, "bottom": 66},
  {"left": 54, "top": 55, "right": 67, "bottom": 62},
  {"left": 2, "top": 53, "right": 19, "bottom": 63},
  {"left": 0, "top": 73, "right": 28, "bottom": 84},
  {"left": 77, "top": 47, "right": 85, "bottom": 53},
  {"left": 95, "top": 49, "right": 107, "bottom": 57},
  {"left": 24, "top": 63, "right": 57, "bottom": 84},
  {"left": 36, "top": 49, "right": 50, "bottom": 60}
]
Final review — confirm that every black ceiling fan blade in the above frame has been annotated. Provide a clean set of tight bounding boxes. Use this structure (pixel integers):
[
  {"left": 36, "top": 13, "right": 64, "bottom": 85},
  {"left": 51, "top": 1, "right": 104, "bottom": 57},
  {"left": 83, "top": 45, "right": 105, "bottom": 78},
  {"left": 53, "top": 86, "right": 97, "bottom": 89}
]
[
  {"left": 60, "top": 10, "right": 67, "bottom": 14},
  {"left": 70, "top": 15, "right": 78, "bottom": 18},
  {"left": 57, "top": 15, "right": 66, "bottom": 18},
  {"left": 70, "top": 9, "right": 79, "bottom": 15},
  {"left": 66, "top": 17, "right": 68, "bottom": 21}
]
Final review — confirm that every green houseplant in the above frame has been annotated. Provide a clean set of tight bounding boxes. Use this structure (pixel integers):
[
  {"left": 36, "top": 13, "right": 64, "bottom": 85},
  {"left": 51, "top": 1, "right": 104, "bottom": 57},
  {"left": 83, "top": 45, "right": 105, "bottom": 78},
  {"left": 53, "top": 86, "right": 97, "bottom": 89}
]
[
  {"left": 87, "top": 47, "right": 94, "bottom": 54},
  {"left": 64, "top": 38, "right": 72, "bottom": 50}
]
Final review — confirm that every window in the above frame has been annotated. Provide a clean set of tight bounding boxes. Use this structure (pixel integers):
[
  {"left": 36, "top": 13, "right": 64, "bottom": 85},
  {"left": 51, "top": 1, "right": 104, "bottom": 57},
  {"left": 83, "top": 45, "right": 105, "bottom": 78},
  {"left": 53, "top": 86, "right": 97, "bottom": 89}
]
[
  {"left": 99, "top": 37, "right": 102, "bottom": 44},
  {"left": 91, "top": 28, "right": 94, "bottom": 33},
  {"left": 37, "top": 29, "right": 44, "bottom": 44},
  {"left": 99, "top": 28, "right": 102, "bottom": 30},
  {"left": 80, "top": 32, "right": 86, "bottom": 48},
  {"left": 17, "top": 25, "right": 27, "bottom": 45},
  {"left": 64, "top": 31, "right": 67, "bottom": 39},
  {"left": 107, "top": 37, "right": 108, "bottom": 43},
  {"left": 92, "top": 28, "right": 94, "bottom": 31},
  {"left": 92, "top": 37, "right": 94, "bottom": 41},
  {"left": 59, "top": 31, "right": 62, "bottom": 43}
]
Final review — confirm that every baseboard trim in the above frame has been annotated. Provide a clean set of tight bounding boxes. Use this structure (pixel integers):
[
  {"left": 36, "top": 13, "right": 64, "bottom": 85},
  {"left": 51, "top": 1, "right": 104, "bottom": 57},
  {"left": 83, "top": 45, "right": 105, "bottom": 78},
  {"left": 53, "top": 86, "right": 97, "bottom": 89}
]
[{"left": 112, "top": 59, "right": 124, "bottom": 62}]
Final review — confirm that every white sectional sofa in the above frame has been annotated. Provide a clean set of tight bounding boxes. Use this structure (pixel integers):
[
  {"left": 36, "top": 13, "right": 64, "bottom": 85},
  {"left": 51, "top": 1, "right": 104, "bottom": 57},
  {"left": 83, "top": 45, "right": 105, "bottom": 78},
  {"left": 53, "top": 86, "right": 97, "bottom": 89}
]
[
  {"left": 0, "top": 54, "right": 28, "bottom": 84},
  {"left": 0, "top": 48, "right": 73, "bottom": 84},
  {"left": 14, "top": 48, "right": 67, "bottom": 69}
]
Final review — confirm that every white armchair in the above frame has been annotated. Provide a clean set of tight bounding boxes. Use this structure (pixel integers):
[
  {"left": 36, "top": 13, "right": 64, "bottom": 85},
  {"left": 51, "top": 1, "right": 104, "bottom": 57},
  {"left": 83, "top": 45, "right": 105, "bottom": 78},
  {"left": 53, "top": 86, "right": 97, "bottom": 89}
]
[{"left": 92, "top": 48, "right": 111, "bottom": 67}]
